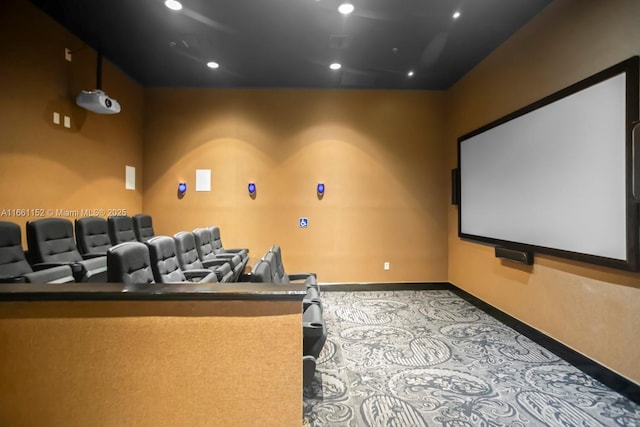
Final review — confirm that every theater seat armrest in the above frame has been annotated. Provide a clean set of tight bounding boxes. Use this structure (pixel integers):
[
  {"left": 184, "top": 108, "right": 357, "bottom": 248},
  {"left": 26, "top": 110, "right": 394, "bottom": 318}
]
[
  {"left": 184, "top": 270, "right": 217, "bottom": 282},
  {"left": 76, "top": 257, "right": 107, "bottom": 282},
  {"left": 31, "top": 262, "right": 69, "bottom": 271},
  {"left": 303, "top": 355, "right": 317, "bottom": 387},
  {"left": 225, "top": 248, "right": 249, "bottom": 255},
  {"left": 24, "top": 265, "right": 75, "bottom": 284},
  {"left": 213, "top": 253, "right": 242, "bottom": 268},
  {"left": 302, "top": 320, "right": 324, "bottom": 338},
  {"left": 304, "top": 285, "right": 320, "bottom": 302},
  {"left": 213, "top": 253, "right": 238, "bottom": 261},
  {"left": 199, "top": 271, "right": 219, "bottom": 283},
  {"left": 208, "top": 263, "right": 232, "bottom": 282},
  {"left": 77, "top": 257, "right": 107, "bottom": 270},
  {"left": 303, "top": 299, "right": 323, "bottom": 312},
  {"left": 0, "top": 276, "right": 27, "bottom": 283},
  {"left": 81, "top": 253, "right": 106, "bottom": 259},
  {"left": 302, "top": 303, "right": 324, "bottom": 337},
  {"left": 238, "top": 272, "right": 252, "bottom": 282},
  {"left": 202, "top": 259, "right": 230, "bottom": 269},
  {"left": 288, "top": 273, "right": 316, "bottom": 281}
]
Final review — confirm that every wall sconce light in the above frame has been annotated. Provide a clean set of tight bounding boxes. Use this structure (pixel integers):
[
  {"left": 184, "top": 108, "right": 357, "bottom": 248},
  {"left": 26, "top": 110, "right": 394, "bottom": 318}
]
[
  {"left": 248, "top": 182, "right": 257, "bottom": 199},
  {"left": 177, "top": 182, "right": 187, "bottom": 199},
  {"left": 317, "top": 182, "right": 325, "bottom": 199}
]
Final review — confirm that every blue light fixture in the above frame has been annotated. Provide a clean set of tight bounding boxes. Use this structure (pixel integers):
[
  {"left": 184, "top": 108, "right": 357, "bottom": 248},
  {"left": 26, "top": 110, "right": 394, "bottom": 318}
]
[
  {"left": 317, "top": 183, "right": 325, "bottom": 195},
  {"left": 178, "top": 182, "right": 187, "bottom": 194},
  {"left": 248, "top": 182, "right": 256, "bottom": 195}
]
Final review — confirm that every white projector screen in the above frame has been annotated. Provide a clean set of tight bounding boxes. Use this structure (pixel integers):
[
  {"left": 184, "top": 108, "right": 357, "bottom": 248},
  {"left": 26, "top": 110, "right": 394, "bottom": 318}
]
[{"left": 458, "top": 57, "right": 639, "bottom": 271}]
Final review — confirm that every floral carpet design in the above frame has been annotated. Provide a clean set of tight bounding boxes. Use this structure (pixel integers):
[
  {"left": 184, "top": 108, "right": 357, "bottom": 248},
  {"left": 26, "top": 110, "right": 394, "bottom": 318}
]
[{"left": 303, "top": 290, "right": 640, "bottom": 426}]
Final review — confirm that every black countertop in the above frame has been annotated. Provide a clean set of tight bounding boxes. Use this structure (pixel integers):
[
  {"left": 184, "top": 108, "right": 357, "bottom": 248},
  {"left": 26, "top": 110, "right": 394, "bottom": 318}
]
[{"left": 0, "top": 282, "right": 307, "bottom": 301}]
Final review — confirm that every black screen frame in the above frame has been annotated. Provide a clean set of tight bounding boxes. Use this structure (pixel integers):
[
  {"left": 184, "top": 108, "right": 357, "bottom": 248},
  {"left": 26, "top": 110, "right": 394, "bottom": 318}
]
[{"left": 457, "top": 56, "right": 640, "bottom": 272}]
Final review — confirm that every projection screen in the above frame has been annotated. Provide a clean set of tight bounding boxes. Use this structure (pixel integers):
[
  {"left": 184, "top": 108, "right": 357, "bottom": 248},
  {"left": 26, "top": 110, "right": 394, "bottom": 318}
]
[{"left": 458, "top": 56, "right": 639, "bottom": 271}]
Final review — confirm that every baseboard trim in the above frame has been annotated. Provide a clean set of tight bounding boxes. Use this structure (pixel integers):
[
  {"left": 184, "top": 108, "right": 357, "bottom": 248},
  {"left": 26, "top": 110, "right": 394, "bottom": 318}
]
[
  {"left": 320, "top": 281, "right": 640, "bottom": 404},
  {"left": 319, "top": 282, "right": 452, "bottom": 291}
]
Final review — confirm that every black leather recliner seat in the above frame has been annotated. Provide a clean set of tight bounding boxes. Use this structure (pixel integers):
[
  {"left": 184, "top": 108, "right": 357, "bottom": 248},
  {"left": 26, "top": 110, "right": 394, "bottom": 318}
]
[
  {"left": 174, "top": 231, "right": 234, "bottom": 283},
  {"left": 107, "top": 241, "right": 155, "bottom": 284},
  {"left": 132, "top": 214, "right": 155, "bottom": 242},
  {"left": 146, "top": 236, "right": 218, "bottom": 283},
  {"left": 269, "top": 245, "right": 318, "bottom": 290},
  {"left": 75, "top": 216, "right": 112, "bottom": 257},
  {"left": 302, "top": 303, "right": 327, "bottom": 387},
  {"left": 108, "top": 216, "right": 137, "bottom": 245},
  {"left": 261, "top": 251, "right": 321, "bottom": 311},
  {"left": 0, "top": 221, "right": 74, "bottom": 283},
  {"left": 193, "top": 227, "right": 243, "bottom": 281},
  {"left": 26, "top": 218, "right": 107, "bottom": 282},
  {"left": 250, "top": 256, "right": 327, "bottom": 387}
]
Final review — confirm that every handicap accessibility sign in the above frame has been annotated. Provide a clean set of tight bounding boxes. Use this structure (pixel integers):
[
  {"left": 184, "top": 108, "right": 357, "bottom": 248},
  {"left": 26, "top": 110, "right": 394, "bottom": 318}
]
[{"left": 299, "top": 217, "right": 309, "bottom": 228}]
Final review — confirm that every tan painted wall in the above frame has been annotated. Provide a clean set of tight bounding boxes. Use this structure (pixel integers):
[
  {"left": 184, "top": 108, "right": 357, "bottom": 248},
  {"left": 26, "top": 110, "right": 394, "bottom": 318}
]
[
  {"left": 448, "top": 0, "right": 640, "bottom": 383},
  {"left": 144, "top": 89, "right": 449, "bottom": 283},
  {"left": 3, "top": 0, "right": 638, "bottom": 388},
  {"left": 0, "top": 0, "right": 144, "bottom": 243},
  {"left": 0, "top": 300, "right": 303, "bottom": 427}
]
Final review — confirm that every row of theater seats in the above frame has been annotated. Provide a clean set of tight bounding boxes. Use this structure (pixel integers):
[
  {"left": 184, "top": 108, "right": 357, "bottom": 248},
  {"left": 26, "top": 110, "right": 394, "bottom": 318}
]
[
  {"left": 247, "top": 246, "right": 327, "bottom": 387},
  {"left": 107, "top": 230, "right": 249, "bottom": 284},
  {"left": 1, "top": 216, "right": 324, "bottom": 387},
  {"left": 0, "top": 215, "right": 249, "bottom": 284},
  {"left": 107, "top": 237, "right": 326, "bottom": 386}
]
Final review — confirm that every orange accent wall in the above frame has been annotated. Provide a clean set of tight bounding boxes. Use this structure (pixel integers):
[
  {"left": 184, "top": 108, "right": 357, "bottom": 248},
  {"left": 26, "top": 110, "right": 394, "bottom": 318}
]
[
  {"left": 143, "top": 89, "right": 449, "bottom": 283},
  {"left": 447, "top": 0, "right": 640, "bottom": 383},
  {"left": 2, "top": 0, "right": 640, "bottom": 387},
  {"left": 0, "top": 300, "right": 303, "bottom": 427},
  {"left": 0, "top": 0, "right": 144, "bottom": 241}
]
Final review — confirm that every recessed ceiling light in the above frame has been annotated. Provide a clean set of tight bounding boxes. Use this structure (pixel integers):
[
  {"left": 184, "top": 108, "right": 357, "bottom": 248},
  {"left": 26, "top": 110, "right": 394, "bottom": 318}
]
[
  {"left": 453, "top": 11, "right": 461, "bottom": 19},
  {"left": 407, "top": 70, "right": 414, "bottom": 77},
  {"left": 338, "top": 3, "right": 354, "bottom": 15},
  {"left": 165, "top": 0, "right": 183, "bottom": 11},
  {"left": 207, "top": 61, "right": 219, "bottom": 69},
  {"left": 330, "top": 62, "right": 342, "bottom": 70}
]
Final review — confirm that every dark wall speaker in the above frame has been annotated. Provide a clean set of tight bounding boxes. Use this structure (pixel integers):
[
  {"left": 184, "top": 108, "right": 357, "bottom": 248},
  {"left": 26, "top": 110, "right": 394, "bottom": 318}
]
[
  {"left": 451, "top": 168, "right": 460, "bottom": 205},
  {"left": 633, "top": 122, "right": 639, "bottom": 200},
  {"left": 495, "top": 247, "right": 534, "bottom": 265}
]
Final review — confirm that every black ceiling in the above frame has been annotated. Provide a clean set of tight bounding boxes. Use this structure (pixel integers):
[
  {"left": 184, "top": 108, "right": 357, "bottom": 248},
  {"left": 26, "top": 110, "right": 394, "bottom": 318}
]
[{"left": 31, "top": 0, "right": 551, "bottom": 90}]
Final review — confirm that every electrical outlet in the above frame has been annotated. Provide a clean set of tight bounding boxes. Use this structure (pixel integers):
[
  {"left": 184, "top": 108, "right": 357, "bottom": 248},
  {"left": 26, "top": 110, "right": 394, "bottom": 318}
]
[
  {"left": 53, "top": 112, "right": 60, "bottom": 124},
  {"left": 63, "top": 116, "right": 71, "bottom": 128},
  {"left": 65, "top": 48, "right": 72, "bottom": 62},
  {"left": 384, "top": 262, "right": 390, "bottom": 271}
]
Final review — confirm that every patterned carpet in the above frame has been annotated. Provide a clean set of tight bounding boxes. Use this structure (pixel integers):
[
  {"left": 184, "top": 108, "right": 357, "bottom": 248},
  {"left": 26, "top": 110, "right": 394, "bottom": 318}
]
[{"left": 303, "top": 290, "right": 640, "bottom": 426}]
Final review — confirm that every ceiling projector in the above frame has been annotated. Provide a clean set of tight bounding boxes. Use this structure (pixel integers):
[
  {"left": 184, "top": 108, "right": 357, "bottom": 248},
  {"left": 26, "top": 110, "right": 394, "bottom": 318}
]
[{"left": 76, "top": 89, "right": 121, "bottom": 114}]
